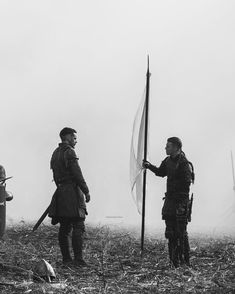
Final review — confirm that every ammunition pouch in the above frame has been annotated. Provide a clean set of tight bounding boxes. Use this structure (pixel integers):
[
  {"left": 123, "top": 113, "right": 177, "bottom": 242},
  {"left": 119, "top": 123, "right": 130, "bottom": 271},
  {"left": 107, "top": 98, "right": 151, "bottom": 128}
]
[{"left": 176, "top": 202, "right": 187, "bottom": 220}]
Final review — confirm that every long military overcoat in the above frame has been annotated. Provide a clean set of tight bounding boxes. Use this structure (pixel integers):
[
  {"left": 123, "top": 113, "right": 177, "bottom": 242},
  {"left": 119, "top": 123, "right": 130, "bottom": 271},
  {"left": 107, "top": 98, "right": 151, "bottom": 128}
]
[{"left": 48, "top": 143, "right": 89, "bottom": 220}]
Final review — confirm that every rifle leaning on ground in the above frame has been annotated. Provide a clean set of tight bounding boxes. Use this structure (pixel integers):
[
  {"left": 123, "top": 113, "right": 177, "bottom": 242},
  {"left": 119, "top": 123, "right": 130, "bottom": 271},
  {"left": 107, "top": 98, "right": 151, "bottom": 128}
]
[{"left": 32, "top": 206, "right": 50, "bottom": 232}]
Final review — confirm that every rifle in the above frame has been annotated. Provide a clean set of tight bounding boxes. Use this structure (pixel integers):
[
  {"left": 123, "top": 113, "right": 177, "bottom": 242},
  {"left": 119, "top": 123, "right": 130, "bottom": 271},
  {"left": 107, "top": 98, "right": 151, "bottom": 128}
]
[
  {"left": 0, "top": 177, "right": 13, "bottom": 185},
  {"left": 187, "top": 193, "right": 194, "bottom": 222},
  {"left": 32, "top": 206, "right": 50, "bottom": 231}
]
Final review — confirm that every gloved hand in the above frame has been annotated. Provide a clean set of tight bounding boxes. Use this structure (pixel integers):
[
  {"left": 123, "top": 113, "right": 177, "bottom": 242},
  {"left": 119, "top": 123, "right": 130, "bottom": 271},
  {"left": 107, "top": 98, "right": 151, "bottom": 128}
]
[
  {"left": 142, "top": 160, "right": 151, "bottom": 169},
  {"left": 85, "top": 193, "right": 91, "bottom": 203}
]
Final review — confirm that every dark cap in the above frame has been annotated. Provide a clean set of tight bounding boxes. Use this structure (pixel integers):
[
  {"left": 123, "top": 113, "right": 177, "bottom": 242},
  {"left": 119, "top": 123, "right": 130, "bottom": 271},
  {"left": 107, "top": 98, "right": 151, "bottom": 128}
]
[
  {"left": 59, "top": 127, "right": 77, "bottom": 139},
  {"left": 167, "top": 137, "right": 182, "bottom": 149}
]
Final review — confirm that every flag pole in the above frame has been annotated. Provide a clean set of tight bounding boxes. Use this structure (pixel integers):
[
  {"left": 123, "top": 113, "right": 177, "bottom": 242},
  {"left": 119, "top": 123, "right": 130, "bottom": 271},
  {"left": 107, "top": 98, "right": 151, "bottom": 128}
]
[
  {"left": 231, "top": 151, "right": 235, "bottom": 191},
  {"left": 141, "top": 56, "right": 150, "bottom": 255}
]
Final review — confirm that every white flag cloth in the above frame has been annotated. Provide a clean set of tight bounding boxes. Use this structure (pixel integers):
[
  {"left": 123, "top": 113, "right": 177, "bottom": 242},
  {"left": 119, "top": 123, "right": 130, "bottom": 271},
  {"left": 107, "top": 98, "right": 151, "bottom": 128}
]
[{"left": 130, "top": 91, "right": 147, "bottom": 214}]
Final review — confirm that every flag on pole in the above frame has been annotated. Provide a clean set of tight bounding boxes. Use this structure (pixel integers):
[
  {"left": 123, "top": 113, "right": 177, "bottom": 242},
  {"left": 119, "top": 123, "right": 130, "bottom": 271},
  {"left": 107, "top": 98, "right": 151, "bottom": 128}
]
[
  {"left": 130, "top": 90, "right": 148, "bottom": 214},
  {"left": 130, "top": 80, "right": 151, "bottom": 214},
  {"left": 130, "top": 58, "right": 150, "bottom": 253}
]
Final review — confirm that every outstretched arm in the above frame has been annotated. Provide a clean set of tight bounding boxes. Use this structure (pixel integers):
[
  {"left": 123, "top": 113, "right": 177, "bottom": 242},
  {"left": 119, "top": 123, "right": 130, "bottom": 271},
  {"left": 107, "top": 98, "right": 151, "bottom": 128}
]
[{"left": 143, "top": 159, "right": 167, "bottom": 177}]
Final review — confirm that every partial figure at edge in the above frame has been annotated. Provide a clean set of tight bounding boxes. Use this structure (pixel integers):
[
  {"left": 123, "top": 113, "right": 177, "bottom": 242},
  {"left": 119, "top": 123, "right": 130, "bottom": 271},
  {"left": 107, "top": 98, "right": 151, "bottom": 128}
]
[{"left": 0, "top": 165, "right": 13, "bottom": 238}]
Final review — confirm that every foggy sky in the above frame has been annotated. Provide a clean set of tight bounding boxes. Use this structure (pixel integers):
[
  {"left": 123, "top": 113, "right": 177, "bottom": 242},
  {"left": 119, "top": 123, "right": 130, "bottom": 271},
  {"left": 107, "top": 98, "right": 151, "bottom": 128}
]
[{"left": 0, "top": 0, "right": 235, "bottom": 232}]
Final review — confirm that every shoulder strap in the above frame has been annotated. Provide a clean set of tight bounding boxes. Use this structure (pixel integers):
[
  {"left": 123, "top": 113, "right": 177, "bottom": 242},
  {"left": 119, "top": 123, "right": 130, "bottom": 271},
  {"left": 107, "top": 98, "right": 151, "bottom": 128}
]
[
  {"left": 187, "top": 161, "right": 195, "bottom": 184},
  {"left": 63, "top": 145, "right": 73, "bottom": 168},
  {"left": 178, "top": 152, "right": 195, "bottom": 184}
]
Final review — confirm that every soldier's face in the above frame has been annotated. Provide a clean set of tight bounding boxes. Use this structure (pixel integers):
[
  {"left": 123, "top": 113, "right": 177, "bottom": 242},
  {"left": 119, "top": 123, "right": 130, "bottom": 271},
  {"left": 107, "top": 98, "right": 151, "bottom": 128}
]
[
  {"left": 165, "top": 142, "right": 177, "bottom": 156},
  {"left": 68, "top": 133, "right": 77, "bottom": 148}
]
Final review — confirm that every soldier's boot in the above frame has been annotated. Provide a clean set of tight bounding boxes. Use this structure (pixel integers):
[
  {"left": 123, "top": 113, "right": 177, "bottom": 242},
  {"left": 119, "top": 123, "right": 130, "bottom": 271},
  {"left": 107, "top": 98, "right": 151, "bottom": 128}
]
[
  {"left": 168, "top": 238, "right": 179, "bottom": 268},
  {"left": 172, "top": 239, "right": 180, "bottom": 268},
  {"left": 72, "top": 228, "right": 87, "bottom": 267},
  {"left": 176, "top": 216, "right": 187, "bottom": 266},
  {"left": 183, "top": 233, "right": 190, "bottom": 266},
  {"left": 178, "top": 236, "right": 185, "bottom": 265},
  {"left": 58, "top": 225, "right": 72, "bottom": 264},
  {"left": 173, "top": 247, "right": 179, "bottom": 268},
  {"left": 168, "top": 240, "right": 173, "bottom": 264}
]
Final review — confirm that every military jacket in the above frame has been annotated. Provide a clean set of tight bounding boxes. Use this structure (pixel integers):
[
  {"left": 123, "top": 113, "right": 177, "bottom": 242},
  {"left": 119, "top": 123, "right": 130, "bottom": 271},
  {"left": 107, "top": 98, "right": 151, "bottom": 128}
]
[
  {"left": 149, "top": 153, "right": 192, "bottom": 195},
  {"left": 49, "top": 143, "right": 89, "bottom": 220},
  {"left": 148, "top": 153, "right": 193, "bottom": 219}
]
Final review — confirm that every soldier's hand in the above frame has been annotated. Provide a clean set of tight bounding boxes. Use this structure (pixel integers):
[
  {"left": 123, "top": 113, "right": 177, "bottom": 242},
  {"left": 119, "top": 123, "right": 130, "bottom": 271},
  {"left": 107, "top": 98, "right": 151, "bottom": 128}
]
[
  {"left": 143, "top": 160, "right": 151, "bottom": 169},
  {"left": 85, "top": 193, "right": 91, "bottom": 203}
]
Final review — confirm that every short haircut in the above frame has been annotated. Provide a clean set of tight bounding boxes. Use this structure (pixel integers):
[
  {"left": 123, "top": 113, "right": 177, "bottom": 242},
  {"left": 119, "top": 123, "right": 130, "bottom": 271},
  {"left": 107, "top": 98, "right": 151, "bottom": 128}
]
[
  {"left": 167, "top": 137, "right": 182, "bottom": 149},
  {"left": 59, "top": 127, "right": 77, "bottom": 140}
]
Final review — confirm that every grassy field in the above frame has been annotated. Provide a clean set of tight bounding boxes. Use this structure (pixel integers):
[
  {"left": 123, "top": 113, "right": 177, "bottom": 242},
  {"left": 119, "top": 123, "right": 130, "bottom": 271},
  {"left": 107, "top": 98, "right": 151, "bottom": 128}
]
[{"left": 0, "top": 223, "right": 234, "bottom": 293}]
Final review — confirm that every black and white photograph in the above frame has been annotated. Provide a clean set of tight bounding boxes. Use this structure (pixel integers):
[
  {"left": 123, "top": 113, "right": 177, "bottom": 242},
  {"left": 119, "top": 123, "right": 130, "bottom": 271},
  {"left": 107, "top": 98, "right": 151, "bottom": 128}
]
[{"left": 0, "top": 1, "right": 234, "bottom": 293}]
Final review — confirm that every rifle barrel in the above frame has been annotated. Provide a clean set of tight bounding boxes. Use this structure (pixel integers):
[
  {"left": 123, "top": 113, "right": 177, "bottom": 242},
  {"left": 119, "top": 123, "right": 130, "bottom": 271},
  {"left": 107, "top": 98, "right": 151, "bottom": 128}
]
[{"left": 32, "top": 206, "right": 50, "bottom": 231}]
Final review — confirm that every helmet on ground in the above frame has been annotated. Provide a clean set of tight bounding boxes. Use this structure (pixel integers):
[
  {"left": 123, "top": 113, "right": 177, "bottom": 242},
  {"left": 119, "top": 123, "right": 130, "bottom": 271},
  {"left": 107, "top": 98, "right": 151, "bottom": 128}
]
[{"left": 33, "top": 259, "right": 56, "bottom": 283}]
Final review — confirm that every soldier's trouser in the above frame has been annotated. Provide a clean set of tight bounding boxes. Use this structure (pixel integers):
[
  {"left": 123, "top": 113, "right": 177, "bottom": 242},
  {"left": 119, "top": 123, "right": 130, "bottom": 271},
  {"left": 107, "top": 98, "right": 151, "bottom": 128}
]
[
  {"left": 58, "top": 218, "right": 85, "bottom": 262},
  {"left": 165, "top": 217, "right": 190, "bottom": 267}
]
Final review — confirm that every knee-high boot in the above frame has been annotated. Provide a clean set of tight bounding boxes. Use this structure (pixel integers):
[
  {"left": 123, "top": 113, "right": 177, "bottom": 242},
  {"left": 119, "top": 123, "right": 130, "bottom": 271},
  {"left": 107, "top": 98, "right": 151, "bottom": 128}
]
[
  {"left": 168, "top": 238, "right": 179, "bottom": 268},
  {"left": 184, "top": 232, "right": 190, "bottom": 266},
  {"left": 58, "top": 223, "right": 72, "bottom": 263},
  {"left": 72, "top": 223, "right": 86, "bottom": 266}
]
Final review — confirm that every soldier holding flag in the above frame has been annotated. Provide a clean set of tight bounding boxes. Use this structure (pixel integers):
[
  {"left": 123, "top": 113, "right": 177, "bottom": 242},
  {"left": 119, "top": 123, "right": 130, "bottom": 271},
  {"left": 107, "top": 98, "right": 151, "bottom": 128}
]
[{"left": 143, "top": 137, "right": 194, "bottom": 267}]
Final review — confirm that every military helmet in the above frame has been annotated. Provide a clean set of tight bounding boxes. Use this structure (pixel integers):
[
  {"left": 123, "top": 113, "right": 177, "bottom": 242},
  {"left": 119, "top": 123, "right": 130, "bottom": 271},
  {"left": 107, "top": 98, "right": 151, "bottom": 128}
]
[{"left": 33, "top": 259, "right": 56, "bottom": 282}]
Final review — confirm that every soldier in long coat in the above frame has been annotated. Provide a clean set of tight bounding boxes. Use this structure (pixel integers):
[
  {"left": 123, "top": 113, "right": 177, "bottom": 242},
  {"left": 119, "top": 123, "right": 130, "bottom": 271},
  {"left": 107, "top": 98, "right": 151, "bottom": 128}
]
[
  {"left": 49, "top": 127, "right": 90, "bottom": 266},
  {"left": 143, "top": 137, "right": 194, "bottom": 267}
]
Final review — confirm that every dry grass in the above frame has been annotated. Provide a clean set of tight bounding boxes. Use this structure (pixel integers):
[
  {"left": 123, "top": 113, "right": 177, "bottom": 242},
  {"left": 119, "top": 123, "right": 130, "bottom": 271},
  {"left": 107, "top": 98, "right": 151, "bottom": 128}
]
[{"left": 0, "top": 223, "right": 234, "bottom": 293}]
